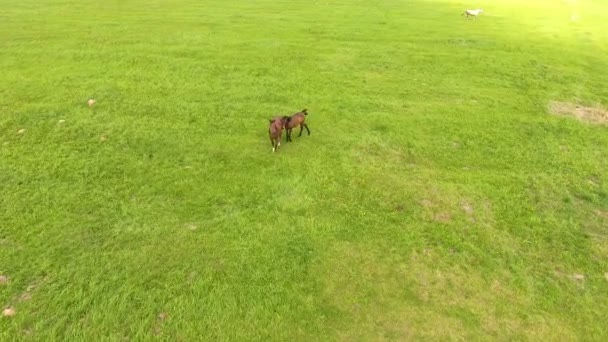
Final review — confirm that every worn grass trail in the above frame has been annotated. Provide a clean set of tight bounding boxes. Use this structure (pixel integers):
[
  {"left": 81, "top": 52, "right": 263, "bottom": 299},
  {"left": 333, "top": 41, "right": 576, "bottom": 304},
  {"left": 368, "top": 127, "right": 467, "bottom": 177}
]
[{"left": 1, "top": 0, "right": 608, "bottom": 339}]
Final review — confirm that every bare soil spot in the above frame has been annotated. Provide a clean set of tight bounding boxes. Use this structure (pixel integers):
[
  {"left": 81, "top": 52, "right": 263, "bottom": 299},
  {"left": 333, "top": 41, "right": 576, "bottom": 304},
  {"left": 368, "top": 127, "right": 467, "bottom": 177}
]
[
  {"left": 594, "top": 210, "right": 608, "bottom": 219},
  {"left": 549, "top": 101, "right": 608, "bottom": 124},
  {"left": 19, "top": 293, "right": 32, "bottom": 302},
  {"left": 0, "top": 275, "right": 7, "bottom": 285},
  {"left": 420, "top": 199, "right": 433, "bottom": 208},
  {"left": 2, "top": 307, "right": 16, "bottom": 317},
  {"left": 185, "top": 223, "right": 198, "bottom": 231},
  {"left": 461, "top": 201, "right": 474, "bottom": 215},
  {"left": 568, "top": 274, "right": 585, "bottom": 287},
  {"left": 490, "top": 280, "right": 502, "bottom": 294},
  {"left": 434, "top": 212, "right": 452, "bottom": 224},
  {"left": 100, "top": 135, "right": 108, "bottom": 142},
  {"left": 153, "top": 312, "right": 169, "bottom": 335}
]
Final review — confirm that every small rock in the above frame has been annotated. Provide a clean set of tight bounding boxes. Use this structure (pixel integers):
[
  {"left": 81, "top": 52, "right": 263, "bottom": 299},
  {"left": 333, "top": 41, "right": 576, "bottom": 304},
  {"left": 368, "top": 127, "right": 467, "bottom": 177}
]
[
  {"left": 2, "top": 307, "right": 15, "bottom": 317},
  {"left": 88, "top": 99, "right": 96, "bottom": 107},
  {"left": 0, "top": 275, "right": 7, "bottom": 284},
  {"left": 58, "top": 120, "right": 66, "bottom": 125},
  {"left": 17, "top": 129, "right": 26, "bottom": 134}
]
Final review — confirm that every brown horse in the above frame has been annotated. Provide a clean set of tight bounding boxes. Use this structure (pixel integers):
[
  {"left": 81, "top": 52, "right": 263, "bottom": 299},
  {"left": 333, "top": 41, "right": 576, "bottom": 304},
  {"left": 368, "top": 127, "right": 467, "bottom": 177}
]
[
  {"left": 282, "top": 109, "right": 310, "bottom": 142},
  {"left": 268, "top": 116, "right": 285, "bottom": 152}
]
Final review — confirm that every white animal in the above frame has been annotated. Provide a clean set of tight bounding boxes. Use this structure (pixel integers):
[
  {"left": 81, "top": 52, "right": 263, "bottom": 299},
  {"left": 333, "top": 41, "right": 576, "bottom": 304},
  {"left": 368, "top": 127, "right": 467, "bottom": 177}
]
[{"left": 462, "top": 8, "right": 483, "bottom": 19}]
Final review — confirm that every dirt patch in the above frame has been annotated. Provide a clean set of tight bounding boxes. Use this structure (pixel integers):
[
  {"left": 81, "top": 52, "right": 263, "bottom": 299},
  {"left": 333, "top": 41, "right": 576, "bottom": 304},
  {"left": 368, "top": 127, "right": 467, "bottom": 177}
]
[
  {"left": 19, "top": 293, "right": 32, "bottom": 302},
  {"left": 549, "top": 101, "right": 608, "bottom": 124},
  {"left": 2, "top": 307, "right": 16, "bottom": 317},
  {"left": 434, "top": 212, "right": 452, "bottom": 224},
  {"left": 420, "top": 197, "right": 454, "bottom": 224},
  {"left": 420, "top": 199, "right": 433, "bottom": 208},
  {"left": 569, "top": 274, "right": 585, "bottom": 281},
  {"left": 594, "top": 210, "right": 608, "bottom": 219},
  {"left": 0, "top": 275, "right": 7, "bottom": 285},
  {"left": 461, "top": 201, "right": 474, "bottom": 215},
  {"left": 185, "top": 223, "right": 198, "bottom": 231},
  {"left": 153, "top": 312, "right": 169, "bottom": 335}
]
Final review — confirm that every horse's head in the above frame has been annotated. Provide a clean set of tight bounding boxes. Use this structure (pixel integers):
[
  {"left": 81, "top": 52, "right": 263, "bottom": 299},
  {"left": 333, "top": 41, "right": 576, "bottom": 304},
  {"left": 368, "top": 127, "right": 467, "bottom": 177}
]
[{"left": 269, "top": 116, "right": 284, "bottom": 132}]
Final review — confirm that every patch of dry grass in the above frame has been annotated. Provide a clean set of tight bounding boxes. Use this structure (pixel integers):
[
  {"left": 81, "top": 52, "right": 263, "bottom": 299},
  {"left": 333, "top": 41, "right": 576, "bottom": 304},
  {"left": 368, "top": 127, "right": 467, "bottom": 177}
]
[
  {"left": 549, "top": 101, "right": 608, "bottom": 124},
  {"left": 318, "top": 242, "right": 579, "bottom": 340}
]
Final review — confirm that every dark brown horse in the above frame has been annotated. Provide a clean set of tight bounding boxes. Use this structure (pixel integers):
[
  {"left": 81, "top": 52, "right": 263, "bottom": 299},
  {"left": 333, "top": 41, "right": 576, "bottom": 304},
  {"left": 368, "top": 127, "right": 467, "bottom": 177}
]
[
  {"left": 282, "top": 109, "right": 310, "bottom": 142},
  {"left": 268, "top": 116, "right": 285, "bottom": 152}
]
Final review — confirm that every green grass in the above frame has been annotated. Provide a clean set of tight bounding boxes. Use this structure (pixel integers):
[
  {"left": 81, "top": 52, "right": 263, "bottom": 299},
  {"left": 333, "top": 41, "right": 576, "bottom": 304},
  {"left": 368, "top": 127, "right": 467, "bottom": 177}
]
[{"left": 1, "top": 0, "right": 608, "bottom": 339}]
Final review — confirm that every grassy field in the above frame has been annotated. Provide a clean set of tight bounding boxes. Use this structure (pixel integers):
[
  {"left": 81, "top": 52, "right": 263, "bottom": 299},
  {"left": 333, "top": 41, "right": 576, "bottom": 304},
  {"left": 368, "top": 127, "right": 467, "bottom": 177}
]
[{"left": 2, "top": 0, "right": 608, "bottom": 339}]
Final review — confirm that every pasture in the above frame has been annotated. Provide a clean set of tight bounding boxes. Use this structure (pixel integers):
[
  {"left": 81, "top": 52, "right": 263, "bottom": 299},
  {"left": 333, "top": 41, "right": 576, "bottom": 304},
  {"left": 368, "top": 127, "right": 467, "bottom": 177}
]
[{"left": 1, "top": 0, "right": 608, "bottom": 339}]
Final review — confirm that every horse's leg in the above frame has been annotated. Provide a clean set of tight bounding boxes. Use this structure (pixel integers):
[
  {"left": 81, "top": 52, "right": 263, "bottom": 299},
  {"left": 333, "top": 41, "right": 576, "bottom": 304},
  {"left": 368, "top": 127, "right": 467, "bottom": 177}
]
[
  {"left": 304, "top": 124, "right": 310, "bottom": 135},
  {"left": 287, "top": 129, "right": 292, "bottom": 142},
  {"left": 298, "top": 124, "right": 303, "bottom": 137}
]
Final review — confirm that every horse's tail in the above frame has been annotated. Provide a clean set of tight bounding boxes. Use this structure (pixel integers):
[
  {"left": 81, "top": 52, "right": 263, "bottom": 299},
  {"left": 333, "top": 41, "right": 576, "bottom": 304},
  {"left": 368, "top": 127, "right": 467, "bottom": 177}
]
[{"left": 301, "top": 109, "right": 308, "bottom": 115}]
